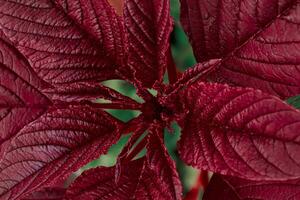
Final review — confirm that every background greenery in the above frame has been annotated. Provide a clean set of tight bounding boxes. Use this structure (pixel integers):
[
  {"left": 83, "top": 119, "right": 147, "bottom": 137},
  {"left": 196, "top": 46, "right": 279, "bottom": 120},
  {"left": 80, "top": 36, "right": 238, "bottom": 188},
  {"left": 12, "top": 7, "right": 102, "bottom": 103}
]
[{"left": 73, "top": 0, "right": 300, "bottom": 199}]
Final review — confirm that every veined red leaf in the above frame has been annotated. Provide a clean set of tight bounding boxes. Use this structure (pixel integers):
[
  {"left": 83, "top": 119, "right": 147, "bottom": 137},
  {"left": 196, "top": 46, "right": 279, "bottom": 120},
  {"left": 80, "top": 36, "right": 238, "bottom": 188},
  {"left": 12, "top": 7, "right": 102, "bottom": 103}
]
[
  {"left": 42, "top": 82, "right": 140, "bottom": 109},
  {"left": 65, "top": 158, "right": 145, "bottom": 200},
  {"left": 165, "top": 59, "right": 221, "bottom": 95},
  {"left": 65, "top": 157, "right": 181, "bottom": 200},
  {"left": 145, "top": 123, "right": 182, "bottom": 200},
  {"left": 0, "top": 36, "right": 51, "bottom": 158},
  {"left": 54, "top": 0, "right": 127, "bottom": 66},
  {"left": 22, "top": 187, "right": 65, "bottom": 200},
  {"left": 180, "top": 0, "right": 294, "bottom": 60},
  {"left": 129, "top": 158, "right": 182, "bottom": 200},
  {"left": 203, "top": 174, "right": 300, "bottom": 200},
  {"left": 0, "top": 0, "right": 122, "bottom": 85},
  {"left": 178, "top": 81, "right": 300, "bottom": 181},
  {"left": 180, "top": 0, "right": 300, "bottom": 98},
  {"left": 124, "top": 0, "right": 173, "bottom": 87},
  {"left": 43, "top": 82, "right": 116, "bottom": 102},
  {"left": 0, "top": 105, "right": 122, "bottom": 200}
]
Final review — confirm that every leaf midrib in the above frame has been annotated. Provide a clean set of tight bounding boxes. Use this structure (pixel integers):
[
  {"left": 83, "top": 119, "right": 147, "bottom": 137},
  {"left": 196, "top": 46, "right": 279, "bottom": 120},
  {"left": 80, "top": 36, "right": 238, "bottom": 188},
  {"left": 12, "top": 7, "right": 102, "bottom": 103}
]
[{"left": 220, "top": 1, "right": 296, "bottom": 63}]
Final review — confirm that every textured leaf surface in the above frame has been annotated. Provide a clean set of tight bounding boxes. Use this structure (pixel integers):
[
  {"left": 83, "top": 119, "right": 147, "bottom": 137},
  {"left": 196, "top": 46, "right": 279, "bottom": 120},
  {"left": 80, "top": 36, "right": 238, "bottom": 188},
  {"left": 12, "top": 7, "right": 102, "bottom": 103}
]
[
  {"left": 145, "top": 124, "right": 182, "bottom": 200},
  {"left": 55, "top": 0, "right": 127, "bottom": 66},
  {"left": 0, "top": 0, "right": 121, "bottom": 84},
  {"left": 0, "top": 105, "right": 122, "bottom": 200},
  {"left": 178, "top": 81, "right": 300, "bottom": 181},
  {"left": 203, "top": 174, "right": 300, "bottom": 200},
  {"left": 22, "top": 187, "right": 65, "bottom": 200},
  {"left": 42, "top": 82, "right": 139, "bottom": 108},
  {"left": 181, "top": 0, "right": 300, "bottom": 98},
  {"left": 65, "top": 159, "right": 145, "bottom": 200},
  {"left": 124, "top": 0, "right": 173, "bottom": 87},
  {"left": 0, "top": 35, "right": 51, "bottom": 158},
  {"left": 66, "top": 141, "right": 182, "bottom": 200},
  {"left": 43, "top": 82, "right": 115, "bottom": 102}
]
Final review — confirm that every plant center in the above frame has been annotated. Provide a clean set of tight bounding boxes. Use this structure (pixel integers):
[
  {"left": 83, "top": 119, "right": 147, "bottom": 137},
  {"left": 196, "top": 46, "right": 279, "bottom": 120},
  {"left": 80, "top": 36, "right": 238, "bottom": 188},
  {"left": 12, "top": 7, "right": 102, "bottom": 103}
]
[{"left": 141, "top": 93, "right": 173, "bottom": 125}]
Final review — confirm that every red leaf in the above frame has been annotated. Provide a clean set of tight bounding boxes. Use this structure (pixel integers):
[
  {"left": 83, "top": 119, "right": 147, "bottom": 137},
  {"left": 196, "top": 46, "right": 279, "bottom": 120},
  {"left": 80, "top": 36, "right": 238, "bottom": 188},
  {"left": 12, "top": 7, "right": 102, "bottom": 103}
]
[
  {"left": 22, "top": 187, "right": 65, "bottom": 200},
  {"left": 0, "top": 105, "right": 122, "bottom": 200},
  {"left": 43, "top": 82, "right": 116, "bottom": 102},
  {"left": 0, "top": 0, "right": 122, "bottom": 84},
  {"left": 180, "top": 0, "right": 300, "bottom": 98},
  {"left": 146, "top": 123, "right": 182, "bottom": 200},
  {"left": 178, "top": 81, "right": 300, "bottom": 181},
  {"left": 124, "top": 0, "right": 173, "bottom": 87},
  {"left": 203, "top": 174, "right": 300, "bottom": 200},
  {"left": 54, "top": 0, "right": 127, "bottom": 67},
  {"left": 0, "top": 36, "right": 51, "bottom": 158},
  {"left": 131, "top": 159, "right": 181, "bottom": 200},
  {"left": 42, "top": 82, "right": 139, "bottom": 108},
  {"left": 66, "top": 157, "right": 181, "bottom": 200},
  {"left": 65, "top": 159, "right": 145, "bottom": 200}
]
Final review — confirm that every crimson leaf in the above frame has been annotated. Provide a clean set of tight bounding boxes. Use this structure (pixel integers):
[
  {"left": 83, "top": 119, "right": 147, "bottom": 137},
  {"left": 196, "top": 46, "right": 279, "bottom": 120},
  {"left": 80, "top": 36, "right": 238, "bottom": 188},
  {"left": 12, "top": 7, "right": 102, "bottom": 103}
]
[
  {"left": 124, "top": 0, "right": 173, "bottom": 87},
  {"left": 0, "top": 0, "right": 300, "bottom": 199},
  {"left": 180, "top": 0, "right": 300, "bottom": 98},
  {"left": 203, "top": 174, "right": 300, "bottom": 200},
  {"left": 65, "top": 158, "right": 145, "bottom": 200},
  {"left": 66, "top": 156, "right": 180, "bottom": 200},
  {"left": 66, "top": 124, "right": 182, "bottom": 200},
  {"left": 0, "top": 0, "right": 123, "bottom": 85},
  {"left": 0, "top": 105, "right": 122, "bottom": 199},
  {"left": 43, "top": 82, "right": 120, "bottom": 102},
  {"left": 22, "top": 187, "right": 65, "bottom": 200},
  {"left": 0, "top": 36, "right": 51, "bottom": 158},
  {"left": 42, "top": 82, "right": 140, "bottom": 109},
  {"left": 145, "top": 123, "right": 182, "bottom": 200},
  {"left": 178, "top": 81, "right": 300, "bottom": 181},
  {"left": 54, "top": 0, "right": 127, "bottom": 66}
]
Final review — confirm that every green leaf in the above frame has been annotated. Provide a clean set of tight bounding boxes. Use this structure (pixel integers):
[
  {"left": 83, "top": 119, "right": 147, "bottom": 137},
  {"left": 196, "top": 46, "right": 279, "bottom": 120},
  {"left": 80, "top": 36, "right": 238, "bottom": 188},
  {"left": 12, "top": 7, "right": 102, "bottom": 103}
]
[{"left": 287, "top": 96, "right": 300, "bottom": 109}]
